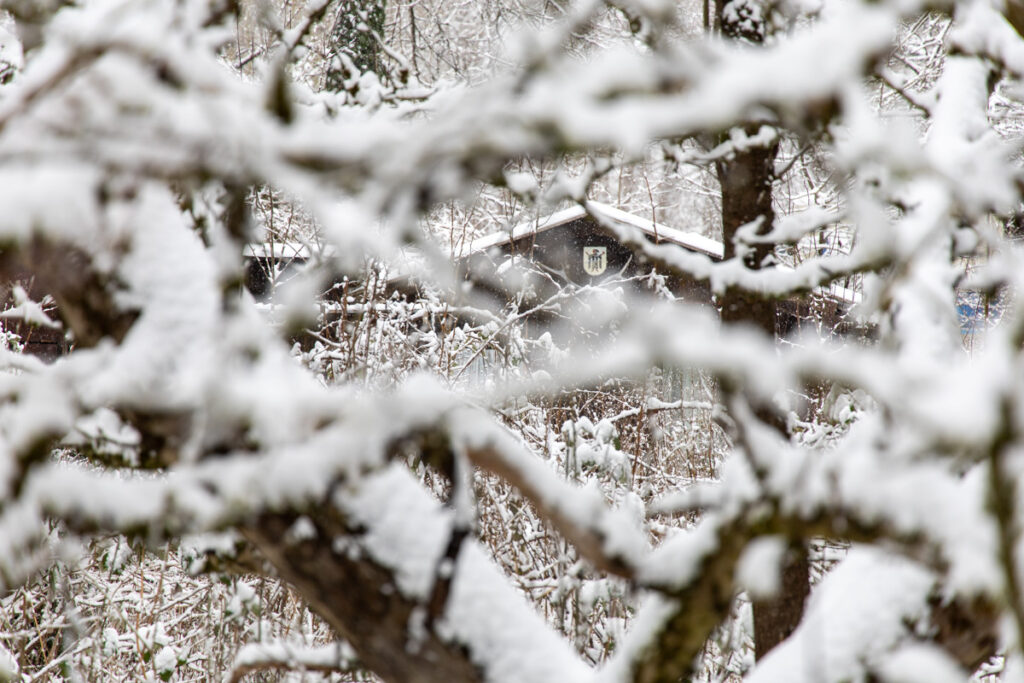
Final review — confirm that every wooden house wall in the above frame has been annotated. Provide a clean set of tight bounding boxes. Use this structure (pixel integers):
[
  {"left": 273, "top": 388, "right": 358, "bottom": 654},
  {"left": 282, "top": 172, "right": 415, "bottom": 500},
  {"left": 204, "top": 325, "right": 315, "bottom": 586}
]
[
  {"left": 466, "top": 216, "right": 714, "bottom": 307},
  {"left": 466, "top": 215, "right": 862, "bottom": 345}
]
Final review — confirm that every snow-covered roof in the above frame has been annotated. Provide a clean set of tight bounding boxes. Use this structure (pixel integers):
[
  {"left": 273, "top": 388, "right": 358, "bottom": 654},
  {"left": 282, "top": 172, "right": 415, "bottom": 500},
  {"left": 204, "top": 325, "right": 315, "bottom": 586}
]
[
  {"left": 244, "top": 242, "right": 319, "bottom": 259},
  {"left": 245, "top": 222, "right": 860, "bottom": 308},
  {"left": 461, "top": 201, "right": 724, "bottom": 260}
]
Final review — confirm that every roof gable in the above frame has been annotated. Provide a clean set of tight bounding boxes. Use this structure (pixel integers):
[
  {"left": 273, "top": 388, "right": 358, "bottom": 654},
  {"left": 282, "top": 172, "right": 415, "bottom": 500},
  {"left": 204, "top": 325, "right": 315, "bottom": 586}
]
[{"left": 461, "top": 201, "right": 724, "bottom": 260}]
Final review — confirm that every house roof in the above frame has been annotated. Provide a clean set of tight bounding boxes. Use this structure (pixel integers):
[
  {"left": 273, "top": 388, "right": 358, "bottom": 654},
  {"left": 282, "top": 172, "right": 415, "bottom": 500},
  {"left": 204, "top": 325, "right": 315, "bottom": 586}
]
[
  {"left": 245, "top": 204, "right": 723, "bottom": 265},
  {"left": 243, "top": 208, "right": 859, "bottom": 306},
  {"left": 244, "top": 242, "right": 317, "bottom": 259},
  {"left": 460, "top": 203, "right": 862, "bottom": 308},
  {"left": 460, "top": 201, "right": 724, "bottom": 260}
]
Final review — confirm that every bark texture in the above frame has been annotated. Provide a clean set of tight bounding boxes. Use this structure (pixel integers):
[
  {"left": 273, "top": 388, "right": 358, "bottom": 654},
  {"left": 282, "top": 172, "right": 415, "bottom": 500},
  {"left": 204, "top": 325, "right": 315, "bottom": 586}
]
[
  {"left": 751, "top": 546, "right": 811, "bottom": 659},
  {"left": 244, "top": 510, "right": 483, "bottom": 683}
]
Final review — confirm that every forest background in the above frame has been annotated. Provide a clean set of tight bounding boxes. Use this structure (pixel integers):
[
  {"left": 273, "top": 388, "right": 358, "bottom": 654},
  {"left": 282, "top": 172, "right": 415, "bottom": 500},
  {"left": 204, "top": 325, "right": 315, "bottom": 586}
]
[{"left": 0, "top": 0, "right": 1020, "bottom": 681}]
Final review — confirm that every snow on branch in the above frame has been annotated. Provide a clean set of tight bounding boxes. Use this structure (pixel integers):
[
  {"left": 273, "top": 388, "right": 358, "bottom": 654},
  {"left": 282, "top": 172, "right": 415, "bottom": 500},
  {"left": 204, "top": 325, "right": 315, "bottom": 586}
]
[
  {"left": 0, "top": 0, "right": 1022, "bottom": 680},
  {"left": 226, "top": 639, "right": 359, "bottom": 682}
]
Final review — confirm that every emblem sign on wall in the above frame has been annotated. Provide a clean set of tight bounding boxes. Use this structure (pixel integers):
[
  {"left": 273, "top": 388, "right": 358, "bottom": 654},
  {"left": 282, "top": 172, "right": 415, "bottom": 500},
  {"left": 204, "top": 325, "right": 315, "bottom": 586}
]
[{"left": 583, "top": 246, "right": 607, "bottom": 276}]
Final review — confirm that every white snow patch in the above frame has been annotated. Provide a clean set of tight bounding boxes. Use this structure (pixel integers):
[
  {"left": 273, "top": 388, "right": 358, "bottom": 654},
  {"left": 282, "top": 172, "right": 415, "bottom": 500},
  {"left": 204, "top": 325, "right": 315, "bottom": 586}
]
[
  {"left": 736, "top": 536, "right": 786, "bottom": 599},
  {"left": 746, "top": 547, "right": 935, "bottom": 683}
]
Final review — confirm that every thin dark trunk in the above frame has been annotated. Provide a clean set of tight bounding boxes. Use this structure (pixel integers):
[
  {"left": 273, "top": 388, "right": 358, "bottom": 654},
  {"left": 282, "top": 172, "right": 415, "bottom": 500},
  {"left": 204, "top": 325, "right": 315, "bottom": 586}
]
[{"left": 751, "top": 547, "right": 811, "bottom": 658}]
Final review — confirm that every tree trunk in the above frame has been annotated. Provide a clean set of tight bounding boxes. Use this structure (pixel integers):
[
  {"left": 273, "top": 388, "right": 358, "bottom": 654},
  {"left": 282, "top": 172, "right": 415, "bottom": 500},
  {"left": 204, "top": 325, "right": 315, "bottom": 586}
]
[
  {"left": 751, "top": 546, "right": 811, "bottom": 658},
  {"left": 715, "top": 131, "right": 811, "bottom": 659},
  {"left": 712, "top": 0, "right": 812, "bottom": 652}
]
